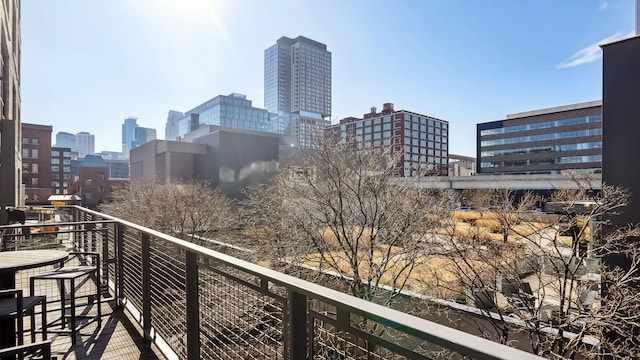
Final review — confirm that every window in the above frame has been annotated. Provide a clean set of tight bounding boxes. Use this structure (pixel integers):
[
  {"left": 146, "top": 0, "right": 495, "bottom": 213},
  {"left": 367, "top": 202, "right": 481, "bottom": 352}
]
[
  {"left": 31, "top": 149, "right": 38, "bottom": 159},
  {"left": 98, "top": 173, "right": 105, "bottom": 180},
  {"left": 31, "top": 164, "right": 38, "bottom": 173},
  {"left": 84, "top": 192, "right": 92, "bottom": 200},
  {"left": 51, "top": 181, "right": 60, "bottom": 188},
  {"left": 32, "top": 177, "right": 38, "bottom": 186},
  {"left": 63, "top": 166, "right": 71, "bottom": 173},
  {"left": 63, "top": 159, "right": 71, "bottom": 165},
  {"left": 51, "top": 151, "right": 59, "bottom": 157},
  {"left": 32, "top": 138, "right": 39, "bottom": 145},
  {"left": 52, "top": 173, "right": 59, "bottom": 180},
  {"left": 98, "top": 186, "right": 104, "bottom": 193},
  {"left": 22, "top": 137, "right": 29, "bottom": 144},
  {"left": 85, "top": 178, "right": 93, "bottom": 186},
  {"left": 51, "top": 166, "right": 59, "bottom": 172},
  {"left": 22, "top": 148, "right": 29, "bottom": 158},
  {"left": 22, "top": 163, "right": 30, "bottom": 173},
  {"left": 51, "top": 158, "right": 60, "bottom": 165}
]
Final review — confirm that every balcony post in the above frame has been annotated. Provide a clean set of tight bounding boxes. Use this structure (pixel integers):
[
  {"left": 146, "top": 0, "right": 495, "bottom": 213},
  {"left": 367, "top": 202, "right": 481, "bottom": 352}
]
[
  {"left": 116, "top": 223, "right": 124, "bottom": 307},
  {"left": 141, "top": 233, "right": 152, "bottom": 339},
  {"left": 186, "top": 250, "right": 200, "bottom": 359},
  {"left": 288, "top": 290, "right": 308, "bottom": 360}
]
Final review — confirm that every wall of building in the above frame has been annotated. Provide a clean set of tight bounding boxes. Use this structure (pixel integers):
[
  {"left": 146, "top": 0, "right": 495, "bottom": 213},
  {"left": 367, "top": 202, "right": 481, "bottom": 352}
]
[
  {"left": 602, "top": 36, "right": 640, "bottom": 244},
  {"left": 194, "top": 128, "right": 279, "bottom": 198},
  {"left": 0, "top": 0, "right": 22, "bottom": 216},
  {"left": 22, "top": 124, "right": 52, "bottom": 204}
]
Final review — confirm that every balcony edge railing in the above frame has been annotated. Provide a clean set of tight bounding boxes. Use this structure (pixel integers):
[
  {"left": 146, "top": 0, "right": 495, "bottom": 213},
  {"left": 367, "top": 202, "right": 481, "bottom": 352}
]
[{"left": 69, "top": 205, "right": 546, "bottom": 360}]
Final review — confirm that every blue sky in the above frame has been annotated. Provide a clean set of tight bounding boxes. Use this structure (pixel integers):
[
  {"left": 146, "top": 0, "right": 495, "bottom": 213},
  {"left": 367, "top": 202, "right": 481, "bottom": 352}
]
[{"left": 21, "top": 0, "right": 635, "bottom": 156}]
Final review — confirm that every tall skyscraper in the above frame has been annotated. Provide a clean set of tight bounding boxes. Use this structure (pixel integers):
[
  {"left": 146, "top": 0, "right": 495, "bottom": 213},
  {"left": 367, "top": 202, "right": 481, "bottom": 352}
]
[
  {"left": 122, "top": 116, "right": 156, "bottom": 157},
  {"left": 265, "top": 36, "right": 332, "bottom": 148},
  {"left": 165, "top": 110, "right": 184, "bottom": 141},
  {"left": 122, "top": 116, "right": 138, "bottom": 155},
  {"left": 75, "top": 131, "right": 95, "bottom": 158}
]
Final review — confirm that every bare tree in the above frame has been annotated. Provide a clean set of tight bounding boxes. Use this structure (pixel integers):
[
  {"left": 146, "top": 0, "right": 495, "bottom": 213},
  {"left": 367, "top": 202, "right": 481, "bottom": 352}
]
[
  {"left": 244, "top": 140, "right": 450, "bottom": 306},
  {"left": 433, "top": 173, "right": 640, "bottom": 359},
  {"left": 100, "top": 178, "right": 239, "bottom": 243}
]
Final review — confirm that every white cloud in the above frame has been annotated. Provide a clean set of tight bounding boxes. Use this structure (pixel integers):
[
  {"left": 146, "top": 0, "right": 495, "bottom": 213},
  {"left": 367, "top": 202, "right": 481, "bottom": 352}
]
[
  {"left": 599, "top": 1, "right": 609, "bottom": 11},
  {"left": 556, "top": 31, "right": 634, "bottom": 69}
]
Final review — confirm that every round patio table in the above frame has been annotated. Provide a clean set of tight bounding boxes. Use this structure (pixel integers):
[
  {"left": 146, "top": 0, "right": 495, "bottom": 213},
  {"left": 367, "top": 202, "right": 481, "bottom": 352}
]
[
  {"left": 0, "top": 249, "right": 69, "bottom": 289},
  {"left": 0, "top": 249, "right": 68, "bottom": 348}
]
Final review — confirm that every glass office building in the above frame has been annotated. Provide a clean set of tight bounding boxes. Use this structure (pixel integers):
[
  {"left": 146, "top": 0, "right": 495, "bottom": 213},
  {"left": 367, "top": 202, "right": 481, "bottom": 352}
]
[
  {"left": 176, "top": 93, "right": 273, "bottom": 138},
  {"left": 477, "top": 101, "right": 602, "bottom": 174}
]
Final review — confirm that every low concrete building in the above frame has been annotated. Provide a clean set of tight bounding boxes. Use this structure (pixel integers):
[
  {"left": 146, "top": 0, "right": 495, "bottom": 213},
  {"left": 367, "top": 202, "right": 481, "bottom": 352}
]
[{"left": 131, "top": 126, "right": 279, "bottom": 198}]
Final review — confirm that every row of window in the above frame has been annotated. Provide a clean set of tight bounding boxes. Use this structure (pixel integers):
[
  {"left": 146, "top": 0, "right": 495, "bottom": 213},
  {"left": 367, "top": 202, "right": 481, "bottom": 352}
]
[
  {"left": 22, "top": 137, "right": 39, "bottom": 145},
  {"left": 22, "top": 148, "right": 38, "bottom": 159},
  {"left": 403, "top": 154, "right": 448, "bottom": 163},
  {"left": 481, "top": 155, "right": 602, "bottom": 168},
  {"left": 480, "top": 128, "right": 602, "bottom": 147},
  {"left": 480, "top": 115, "right": 602, "bottom": 136},
  {"left": 51, "top": 150, "right": 72, "bottom": 157},
  {"left": 51, "top": 166, "right": 71, "bottom": 173},
  {"left": 480, "top": 141, "right": 602, "bottom": 158},
  {"left": 51, "top": 158, "right": 71, "bottom": 165}
]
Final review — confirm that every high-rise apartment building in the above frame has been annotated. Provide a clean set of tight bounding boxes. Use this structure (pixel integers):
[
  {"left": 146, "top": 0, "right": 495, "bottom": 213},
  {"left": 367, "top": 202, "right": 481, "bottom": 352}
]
[
  {"left": 265, "top": 36, "right": 332, "bottom": 148},
  {"left": 173, "top": 93, "right": 273, "bottom": 139},
  {"left": 477, "top": 101, "right": 602, "bottom": 175},
  {"left": 0, "top": 0, "right": 22, "bottom": 212},
  {"left": 325, "top": 103, "right": 449, "bottom": 176}
]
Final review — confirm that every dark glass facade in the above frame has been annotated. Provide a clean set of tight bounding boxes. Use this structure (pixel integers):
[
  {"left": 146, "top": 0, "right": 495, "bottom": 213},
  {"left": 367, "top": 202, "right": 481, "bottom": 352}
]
[{"left": 477, "top": 101, "right": 602, "bottom": 174}]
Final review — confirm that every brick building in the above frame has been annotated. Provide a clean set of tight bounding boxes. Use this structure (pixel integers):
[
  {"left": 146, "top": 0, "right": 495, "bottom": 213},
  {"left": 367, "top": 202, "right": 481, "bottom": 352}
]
[
  {"left": 22, "top": 123, "right": 52, "bottom": 204},
  {"left": 325, "top": 103, "right": 449, "bottom": 176}
]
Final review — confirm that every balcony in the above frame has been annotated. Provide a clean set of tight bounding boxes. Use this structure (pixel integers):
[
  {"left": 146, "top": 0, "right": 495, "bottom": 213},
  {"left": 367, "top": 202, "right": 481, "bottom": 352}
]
[{"left": 0, "top": 206, "right": 544, "bottom": 359}]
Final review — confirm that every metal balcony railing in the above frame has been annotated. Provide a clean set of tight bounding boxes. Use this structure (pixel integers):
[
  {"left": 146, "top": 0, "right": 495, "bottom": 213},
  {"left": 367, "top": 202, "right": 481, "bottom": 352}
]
[{"left": 2, "top": 206, "right": 545, "bottom": 360}]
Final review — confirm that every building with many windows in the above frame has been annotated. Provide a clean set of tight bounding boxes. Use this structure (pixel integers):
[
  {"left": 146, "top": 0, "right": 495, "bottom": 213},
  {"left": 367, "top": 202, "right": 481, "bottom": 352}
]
[
  {"left": 265, "top": 36, "right": 331, "bottom": 148},
  {"left": 51, "top": 147, "right": 72, "bottom": 195},
  {"left": 173, "top": 93, "right": 273, "bottom": 139},
  {"left": 477, "top": 101, "right": 602, "bottom": 175},
  {"left": 22, "top": 123, "right": 52, "bottom": 204},
  {"left": 325, "top": 103, "right": 449, "bottom": 176}
]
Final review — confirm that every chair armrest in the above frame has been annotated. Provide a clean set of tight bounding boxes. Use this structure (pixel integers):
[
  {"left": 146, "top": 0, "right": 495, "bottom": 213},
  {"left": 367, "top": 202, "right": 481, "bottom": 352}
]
[{"left": 0, "top": 340, "right": 52, "bottom": 359}]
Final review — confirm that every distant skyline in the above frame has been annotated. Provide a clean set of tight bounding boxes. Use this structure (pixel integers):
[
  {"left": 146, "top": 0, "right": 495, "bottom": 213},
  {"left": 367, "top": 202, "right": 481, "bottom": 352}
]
[{"left": 21, "top": 0, "right": 635, "bottom": 156}]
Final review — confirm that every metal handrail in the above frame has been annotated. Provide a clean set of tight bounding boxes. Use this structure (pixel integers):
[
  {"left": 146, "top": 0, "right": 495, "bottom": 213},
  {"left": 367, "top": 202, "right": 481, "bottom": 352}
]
[
  {"left": 1, "top": 206, "right": 545, "bottom": 359},
  {"left": 68, "top": 206, "right": 544, "bottom": 360}
]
